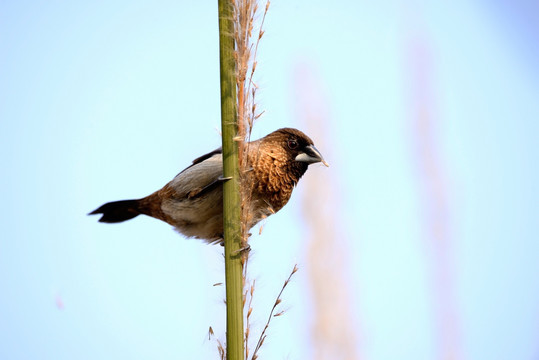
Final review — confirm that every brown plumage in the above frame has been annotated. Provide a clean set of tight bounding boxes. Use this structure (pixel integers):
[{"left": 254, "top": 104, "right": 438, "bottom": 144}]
[{"left": 89, "top": 128, "right": 328, "bottom": 243}]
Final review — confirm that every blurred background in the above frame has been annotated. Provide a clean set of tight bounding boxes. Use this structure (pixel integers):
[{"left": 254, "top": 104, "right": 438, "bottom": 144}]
[{"left": 1, "top": 1, "right": 538, "bottom": 359}]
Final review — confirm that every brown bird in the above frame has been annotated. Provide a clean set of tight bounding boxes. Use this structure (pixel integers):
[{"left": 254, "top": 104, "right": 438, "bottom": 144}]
[{"left": 89, "top": 128, "right": 328, "bottom": 243}]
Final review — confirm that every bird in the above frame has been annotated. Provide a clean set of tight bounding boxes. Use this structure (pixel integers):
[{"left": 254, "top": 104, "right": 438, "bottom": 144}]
[{"left": 89, "top": 128, "right": 328, "bottom": 243}]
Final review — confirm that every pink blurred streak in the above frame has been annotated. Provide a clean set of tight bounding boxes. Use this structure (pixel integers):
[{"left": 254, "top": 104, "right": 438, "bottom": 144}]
[
  {"left": 293, "top": 61, "right": 362, "bottom": 360},
  {"left": 404, "top": 25, "right": 463, "bottom": 360}
]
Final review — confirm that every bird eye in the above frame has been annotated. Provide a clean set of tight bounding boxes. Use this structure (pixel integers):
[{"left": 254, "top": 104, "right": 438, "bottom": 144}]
[{"left": 288, "top": 139, "right": 298, "bottom": 150}]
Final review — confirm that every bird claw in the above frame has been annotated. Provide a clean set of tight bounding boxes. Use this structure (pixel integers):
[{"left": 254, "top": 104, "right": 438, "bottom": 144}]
[
  {"left": 232, "top": 244, "right": 251, "bottom": 256},
  {"left": 218, "top": 240, "right": 251, "bottom": 256}
]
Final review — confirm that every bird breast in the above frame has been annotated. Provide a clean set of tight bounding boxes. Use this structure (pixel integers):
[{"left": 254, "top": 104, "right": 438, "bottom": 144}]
[{"left": 248, "top": 150, "right": 304, "bottom": 214}]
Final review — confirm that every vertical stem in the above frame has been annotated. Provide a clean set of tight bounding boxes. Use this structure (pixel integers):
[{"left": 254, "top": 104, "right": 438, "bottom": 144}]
[{"left": 218, "top": 1, "right": 244, "bottom": 359}]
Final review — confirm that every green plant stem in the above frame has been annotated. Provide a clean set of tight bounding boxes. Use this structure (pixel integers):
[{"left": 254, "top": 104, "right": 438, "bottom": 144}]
[{"left": 218, "top": 1, "right": 244, "bottom": 359}]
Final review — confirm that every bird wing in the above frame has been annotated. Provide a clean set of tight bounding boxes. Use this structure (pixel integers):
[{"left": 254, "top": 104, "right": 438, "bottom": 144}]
[
  {"left": 168, "top": 151, "right": 224, "bottom": 200},
  {"left": 188, "top": 147, "right": 222, "bottom": 170}
]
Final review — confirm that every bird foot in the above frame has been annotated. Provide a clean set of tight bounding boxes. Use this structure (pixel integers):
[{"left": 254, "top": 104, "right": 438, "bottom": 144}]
[{"left": 232, "top": 244, "right": 251, "bottom": 256}]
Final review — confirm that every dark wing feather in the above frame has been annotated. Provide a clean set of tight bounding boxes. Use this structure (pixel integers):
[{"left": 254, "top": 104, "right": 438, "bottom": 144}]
[{"left": 176, "top": 147, "right": 222, "bottom": 177}]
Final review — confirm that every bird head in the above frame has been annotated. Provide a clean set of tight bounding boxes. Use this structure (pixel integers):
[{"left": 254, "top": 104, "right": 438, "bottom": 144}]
[{"left": 263, "top": 128, "right": 329, "bottom": 167}]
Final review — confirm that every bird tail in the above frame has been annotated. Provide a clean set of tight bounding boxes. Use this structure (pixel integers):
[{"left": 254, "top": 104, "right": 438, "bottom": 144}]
[{"left": 89, "top": 199, "right": 142, "bottom": 223}]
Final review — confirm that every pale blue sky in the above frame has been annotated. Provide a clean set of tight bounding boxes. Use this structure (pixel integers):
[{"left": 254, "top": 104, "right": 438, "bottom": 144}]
[{"left": 1, "top": 1, "right": 538, "bottom": 359}]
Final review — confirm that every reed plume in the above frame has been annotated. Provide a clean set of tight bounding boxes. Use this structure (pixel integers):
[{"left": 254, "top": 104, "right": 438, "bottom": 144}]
[{"left": 217, "top": 1, "right": 269, "bottom": 359}]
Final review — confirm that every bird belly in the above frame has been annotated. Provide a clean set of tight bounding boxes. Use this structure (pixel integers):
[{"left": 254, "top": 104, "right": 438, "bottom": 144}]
[{"left": 161, "top": 189, "right": 224, "bottom": 243}]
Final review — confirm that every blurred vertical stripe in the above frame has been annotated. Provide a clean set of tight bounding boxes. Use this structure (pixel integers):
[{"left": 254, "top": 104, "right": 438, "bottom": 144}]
[{"left": 295, "top": 63, "right": 362, "bottom": 360}]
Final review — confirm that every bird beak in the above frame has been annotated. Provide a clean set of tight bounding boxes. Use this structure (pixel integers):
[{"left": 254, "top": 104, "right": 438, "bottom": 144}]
[{"left": 295, "top": 145, "right": 329, "bottom": 167}]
